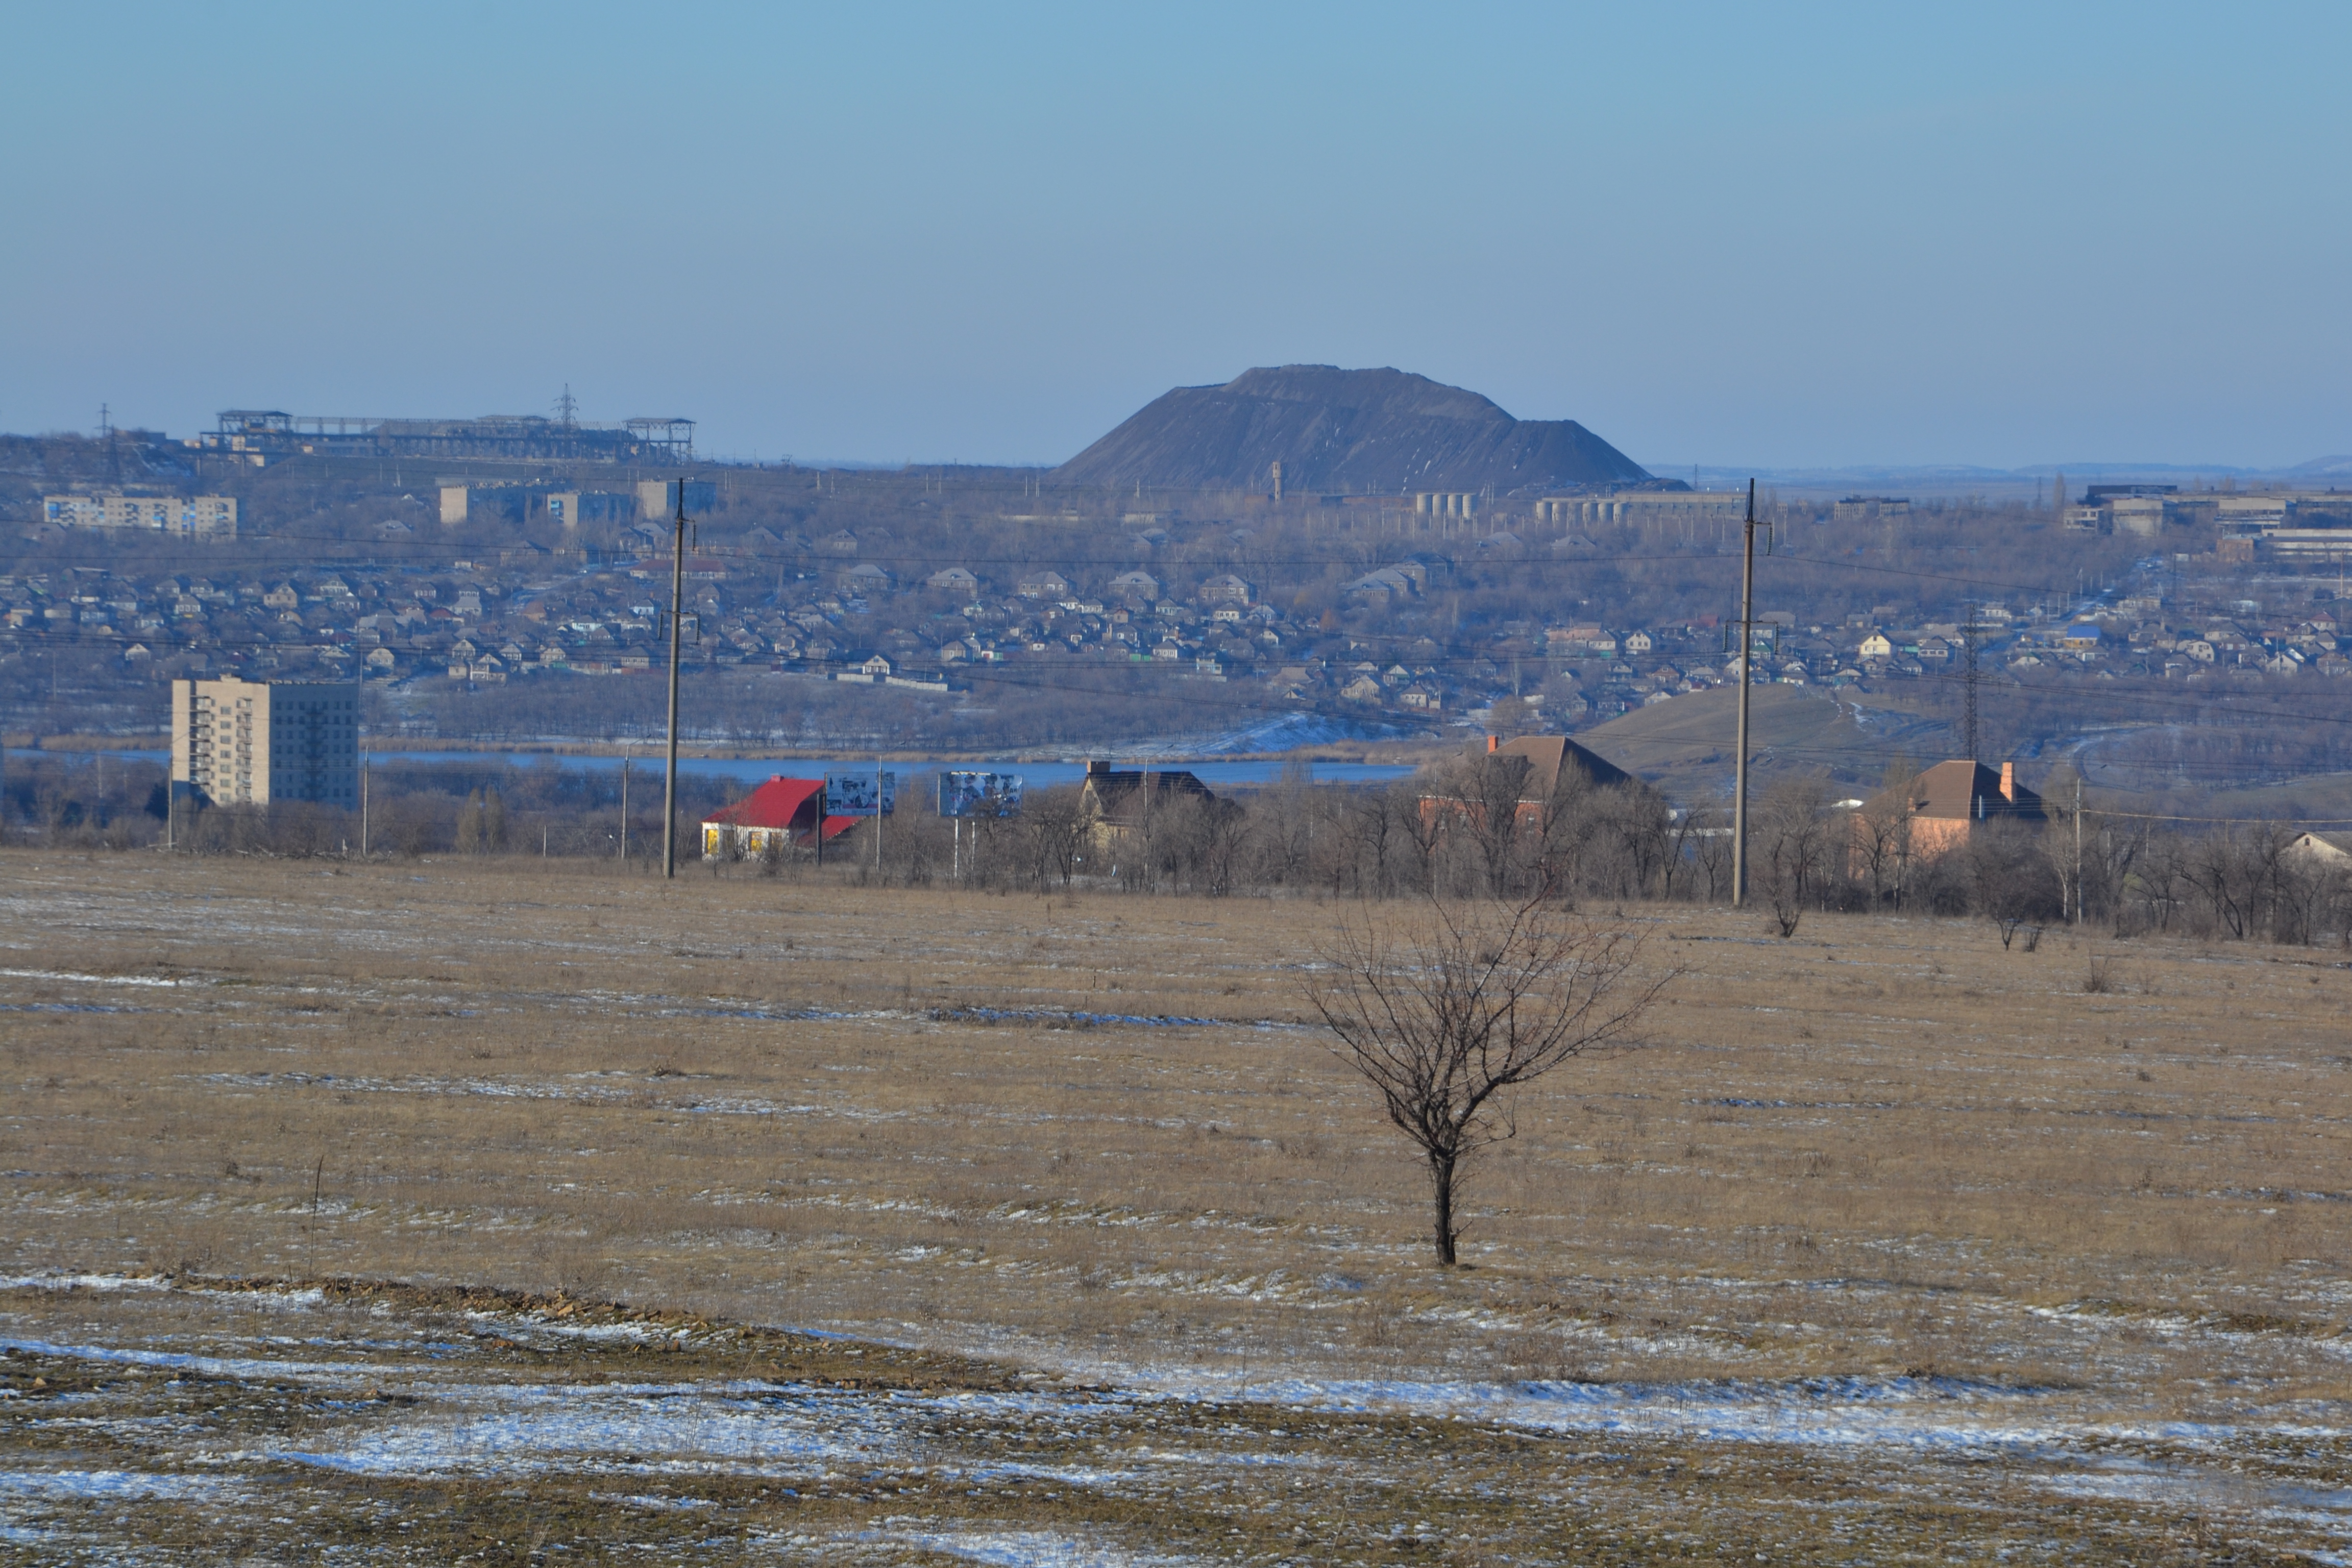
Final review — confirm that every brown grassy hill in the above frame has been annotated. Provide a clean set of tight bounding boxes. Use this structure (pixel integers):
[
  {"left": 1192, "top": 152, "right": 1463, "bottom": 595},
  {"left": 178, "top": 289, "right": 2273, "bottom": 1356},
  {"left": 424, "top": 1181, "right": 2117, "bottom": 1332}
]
[
  {"left": 1052, "top": 365, "right": 1650, "bottom": 494},
  {"left": 1578, "top": 684, "right": 1957, "bottom": 794}
]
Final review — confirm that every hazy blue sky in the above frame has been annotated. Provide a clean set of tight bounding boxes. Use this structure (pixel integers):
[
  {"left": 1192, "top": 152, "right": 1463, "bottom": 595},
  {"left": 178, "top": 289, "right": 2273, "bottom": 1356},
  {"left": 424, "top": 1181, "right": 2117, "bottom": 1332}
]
[{"left": 6, "top": 3, "right": 2345, "bottom": 470}]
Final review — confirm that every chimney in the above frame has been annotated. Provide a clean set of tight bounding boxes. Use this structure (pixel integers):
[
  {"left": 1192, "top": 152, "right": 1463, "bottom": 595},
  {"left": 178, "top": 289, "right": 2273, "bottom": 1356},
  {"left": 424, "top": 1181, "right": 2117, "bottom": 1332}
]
[
  {"left": 1086, "top": 760, "right": 1111, "bottom": 776},
  {"left": 1487, "top": 735, "right": 1500, "bottom": 753},
  {"left": 2000, "top": 762, "right": 2016, "bottom": 802}
]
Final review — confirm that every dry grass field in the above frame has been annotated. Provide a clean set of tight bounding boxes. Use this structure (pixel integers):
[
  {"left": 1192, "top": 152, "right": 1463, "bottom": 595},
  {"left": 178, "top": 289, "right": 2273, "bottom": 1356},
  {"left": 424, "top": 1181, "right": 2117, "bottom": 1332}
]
[{"left": 3, "top": 848, "right": 2349, "bottom": 1563}]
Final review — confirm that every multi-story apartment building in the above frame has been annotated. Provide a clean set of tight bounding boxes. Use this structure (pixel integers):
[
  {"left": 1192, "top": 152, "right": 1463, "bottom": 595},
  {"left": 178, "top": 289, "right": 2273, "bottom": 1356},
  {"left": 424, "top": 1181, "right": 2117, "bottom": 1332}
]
[
  {"left": 171, "top": 676, "right": 360, "bottom": 807},
  {"left": 44, "top": 494, "right": 238, "bottom": 537}
]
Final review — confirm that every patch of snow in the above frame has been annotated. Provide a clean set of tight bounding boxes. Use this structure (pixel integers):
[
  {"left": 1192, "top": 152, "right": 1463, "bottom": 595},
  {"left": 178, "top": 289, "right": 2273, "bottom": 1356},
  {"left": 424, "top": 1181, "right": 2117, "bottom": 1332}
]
[
  {"left": 2039, "top": 1463, "right": 2352, "bottom": 1530},
  {"left": 0, "top": 1336, "right": 415, "bottom": 1382},
  {"left": 886, "top": 1527, "right": 1199, "bottom": 1566},
  {"left": 0, "top": 1467, "right": 243, "bottom": 1502},
  {"left": 589, "top": 1490, "right": 717, "bottom": 1510},
  {"left": 1151, "top": 1373, "right": 2202, "bottom": 1450},
  {"left": 0, "top": 968, "right": 191, "bottom": 988},
  {"left": 278, "top": 1385, "right": 894, "bottom": 1477},
  {"left": 0, "top": 1272, "right": 172, "bottom": 1294}
]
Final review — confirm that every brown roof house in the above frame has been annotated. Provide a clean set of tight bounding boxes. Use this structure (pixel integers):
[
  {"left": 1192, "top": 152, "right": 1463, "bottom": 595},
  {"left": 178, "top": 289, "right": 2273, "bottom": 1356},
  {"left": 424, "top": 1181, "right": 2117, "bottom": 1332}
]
[
  {"left": 1418, "top": 733, "right": 1637, "bottom": 837},
  {"left": 1077, "top": 759, "right": 1217, "bottom": 853},
  {"left": 1854, "top": 760, "right": 2046, "bottom": 862}
]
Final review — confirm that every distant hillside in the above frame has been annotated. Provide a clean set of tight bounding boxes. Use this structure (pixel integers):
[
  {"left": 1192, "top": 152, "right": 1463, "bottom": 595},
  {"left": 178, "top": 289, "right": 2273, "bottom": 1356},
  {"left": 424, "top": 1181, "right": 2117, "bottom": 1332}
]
[
  {"left": 1581, "top": 685, "right": 1956, "bottom": 792},
  {"left": 1052, "top": 365, "right": 1651, "bottom": 495}
]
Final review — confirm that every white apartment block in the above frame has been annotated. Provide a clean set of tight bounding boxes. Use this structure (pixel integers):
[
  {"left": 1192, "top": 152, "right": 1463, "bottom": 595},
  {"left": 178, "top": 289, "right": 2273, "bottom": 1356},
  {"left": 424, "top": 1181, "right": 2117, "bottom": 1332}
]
[
  {"left": 45, "top": 493, "right": 238, "bottom": 537},
  {"left": 172, "top": 676, "right": 360, "bottom": 807}
]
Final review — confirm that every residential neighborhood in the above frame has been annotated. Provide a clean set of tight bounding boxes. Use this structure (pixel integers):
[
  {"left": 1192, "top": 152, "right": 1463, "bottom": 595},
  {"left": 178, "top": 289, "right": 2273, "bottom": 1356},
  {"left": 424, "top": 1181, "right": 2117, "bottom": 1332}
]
[{"left": 6, "top": 530, "right": 2351, "bottom": 736}]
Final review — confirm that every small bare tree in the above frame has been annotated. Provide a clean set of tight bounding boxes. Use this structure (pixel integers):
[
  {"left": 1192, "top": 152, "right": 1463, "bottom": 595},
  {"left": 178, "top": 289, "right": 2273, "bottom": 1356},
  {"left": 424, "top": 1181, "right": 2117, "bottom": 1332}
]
[
  {"left": 1018, "top": 783, "right": 1087, "bottom": 890},
  {"left": 1853, "top": 754, "right": 1918, "bottom": 909},
  {"left": 1305, "top": 895, "right": 1668, "bottom": 1265},
  {"left": 1753, "top": 777, "right": 1831, "bottom": 938},
  {"left": 1967, "top": 822, "right": 2062, "bottom": 949}
]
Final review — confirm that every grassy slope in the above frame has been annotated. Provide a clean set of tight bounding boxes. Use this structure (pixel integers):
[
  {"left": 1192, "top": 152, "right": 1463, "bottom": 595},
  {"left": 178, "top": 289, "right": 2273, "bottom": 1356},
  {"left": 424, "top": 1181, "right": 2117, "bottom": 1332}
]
[{"left": 1579, "top": 683, "right": 1957, "bottom": 793}]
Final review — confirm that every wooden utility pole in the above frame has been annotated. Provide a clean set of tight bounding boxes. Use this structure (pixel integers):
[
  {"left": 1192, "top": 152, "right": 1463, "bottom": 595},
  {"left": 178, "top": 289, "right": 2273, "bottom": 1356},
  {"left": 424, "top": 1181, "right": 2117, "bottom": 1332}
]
[
  {"left": 1964, "top": 600, "right": 1981, "bottom": 761},
  {"left": 1732, "top": 478, "right": 1758, "bottom": 909},
  {"left": 2073, "top": 774, "right": 2084, "bottom": 926},
  {"left": 661, "top": 480, "right": 690, "bottom": 878}
]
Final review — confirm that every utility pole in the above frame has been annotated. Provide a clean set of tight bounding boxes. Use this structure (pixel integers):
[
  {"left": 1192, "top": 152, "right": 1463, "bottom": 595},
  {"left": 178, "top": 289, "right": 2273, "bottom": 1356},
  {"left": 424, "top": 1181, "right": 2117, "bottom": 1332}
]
[
  {"left": 1732, "top": 478, "right": 1758, "bottom": 909},
  {"left": 2073, "top": 774, "right": 2084, "bottom": 926},
  {"left": 619, "top": 745, "right": 629, "bottom": 864},
  {"left": 661, "top": 479, "right": 691, "bottom": 878},
  {"left": 360, "top": 742, "right": 369, "bottom": 857},
  {"left": 1963, "top": 600, "right": 1981, "bottom": 761}
]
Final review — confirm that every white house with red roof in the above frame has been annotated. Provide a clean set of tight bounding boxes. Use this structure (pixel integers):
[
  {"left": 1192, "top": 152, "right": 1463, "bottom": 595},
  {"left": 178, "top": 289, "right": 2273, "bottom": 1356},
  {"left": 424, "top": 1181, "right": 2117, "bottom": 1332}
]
[{"left": 701, "top": 777, "right": 860, "bottom": 858}]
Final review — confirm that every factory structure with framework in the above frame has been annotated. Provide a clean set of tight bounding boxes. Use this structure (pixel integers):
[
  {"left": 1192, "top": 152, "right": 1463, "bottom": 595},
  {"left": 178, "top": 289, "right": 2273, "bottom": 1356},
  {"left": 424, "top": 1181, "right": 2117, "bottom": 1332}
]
[{"left": 195, "top": 409, "right": 694, "bottom": 464}]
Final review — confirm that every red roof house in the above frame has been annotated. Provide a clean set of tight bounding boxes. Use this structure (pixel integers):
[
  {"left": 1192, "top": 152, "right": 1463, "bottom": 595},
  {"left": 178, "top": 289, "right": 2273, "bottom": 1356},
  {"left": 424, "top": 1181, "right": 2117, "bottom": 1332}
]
[{"left": 701, "top": 777, "right": 857, "bottom": 857}]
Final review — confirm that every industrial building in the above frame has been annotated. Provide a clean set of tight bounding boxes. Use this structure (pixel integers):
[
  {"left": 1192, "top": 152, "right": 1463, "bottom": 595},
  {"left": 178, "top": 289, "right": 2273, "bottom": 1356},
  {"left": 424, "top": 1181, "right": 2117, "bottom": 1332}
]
[
  {"left": 1831, "top": 496, "right": 1913, "bottom": 524},
  {"left": 1535, "top": 491, "right": 1746, "bottom": 526},
  {"left": 435, "top": 483, "right": 643, "bottom": 526},
  {"left": 43, "top": 493, "right": 237, "bottom": 537},
  {"left": 197, "top": 409, "right": 694, "bottom": 464},
  {"left": 2063, "top": 486, "right": 2352, "bottom": 541},
  {"left": 172, "top": 675, "right": 361, "bottom": 808}
]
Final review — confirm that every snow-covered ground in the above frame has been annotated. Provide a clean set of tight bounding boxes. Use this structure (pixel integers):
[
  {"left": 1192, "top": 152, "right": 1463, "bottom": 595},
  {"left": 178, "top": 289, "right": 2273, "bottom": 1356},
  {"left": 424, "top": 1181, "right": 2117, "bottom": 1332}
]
[{"left": 3, "top": 1273, "right": 2349, "bottom": 1563}]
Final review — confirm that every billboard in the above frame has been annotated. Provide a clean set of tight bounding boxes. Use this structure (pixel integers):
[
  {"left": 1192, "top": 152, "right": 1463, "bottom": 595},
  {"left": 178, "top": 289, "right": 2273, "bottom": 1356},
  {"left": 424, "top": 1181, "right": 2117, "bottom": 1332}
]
[
  {"left": 823, "top": 769, "right": 897, "bottom": 817},
  {"left": 937, "top": 771, "right": 1024, "bottom": 819}
]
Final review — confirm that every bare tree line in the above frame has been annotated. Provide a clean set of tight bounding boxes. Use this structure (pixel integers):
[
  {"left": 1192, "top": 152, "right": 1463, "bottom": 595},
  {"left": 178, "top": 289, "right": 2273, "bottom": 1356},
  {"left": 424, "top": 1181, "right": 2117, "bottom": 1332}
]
[{"left": 10, "top": 748, "right": 2351, "bottom": 945}]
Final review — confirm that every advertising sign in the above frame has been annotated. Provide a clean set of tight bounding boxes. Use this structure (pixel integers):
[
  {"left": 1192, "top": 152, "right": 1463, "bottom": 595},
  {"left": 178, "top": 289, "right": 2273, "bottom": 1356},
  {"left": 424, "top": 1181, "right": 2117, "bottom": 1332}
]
[
  {"left": 938, "top": 771, "right": 1024, "bottom": 819},
  {"left": 823, "top": 770, "right": 896, "bottom": 817}
]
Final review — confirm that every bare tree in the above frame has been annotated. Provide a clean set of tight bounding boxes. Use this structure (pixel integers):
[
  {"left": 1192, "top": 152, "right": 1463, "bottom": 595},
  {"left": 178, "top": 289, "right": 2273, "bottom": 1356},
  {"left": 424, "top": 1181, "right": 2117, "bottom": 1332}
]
[
  {"left": 1753, "top": 777, "right": 1831, "bottom": 938},
  {"left": 1421, "top": 752, "right": 1535, "bottom": 898},
  {"left": 1255, "top": 761, "right": 1317, "bottom": 886},
  {"left": 1304, "top": 895, "right": 1668, "bottom": 1265},
  {"left": 1017, "top": 783, "right": 1087, "bottom": 890},
  {"left": 1852, "top": 754, "right": 1918, "bottom": 909},
  {"left": 2038, "top": 762, "right": 2087, "bottom": 924},
  {"left": 1175, "top": 794, "right": 1255, "bottom": 896},
  {"left": 1688, "top": 795, "right": 1734, "bottom": 903},
  {"left": 1331, "top": 785, "right": 1409, "bottom": 898},
  {"left": 1966, "top": 821, "right": 2062, "bottom": 949},
  {"left": 2184, "top": 824, "right": 2257, "bottom": 939}
]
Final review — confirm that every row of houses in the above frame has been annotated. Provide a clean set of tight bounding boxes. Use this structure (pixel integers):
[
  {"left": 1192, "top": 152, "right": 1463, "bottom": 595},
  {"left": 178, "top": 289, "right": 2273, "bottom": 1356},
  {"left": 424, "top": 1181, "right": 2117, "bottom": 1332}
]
[
  {"left": 701, "top": 760, "right": 1220, "bottom": 860},
  {"left": 700, "top": 736, "right": 2133, "bottom": 879}
]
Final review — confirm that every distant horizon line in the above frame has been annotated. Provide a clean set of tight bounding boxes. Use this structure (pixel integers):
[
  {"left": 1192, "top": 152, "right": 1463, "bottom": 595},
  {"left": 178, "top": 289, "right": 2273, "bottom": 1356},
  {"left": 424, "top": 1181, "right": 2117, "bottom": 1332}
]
[
  {"left": 734, "top": 454, "right": 2352, "bottom": 483},
  {"left": 15, "top": 425, "right": 2346, "bottom": 483}
]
